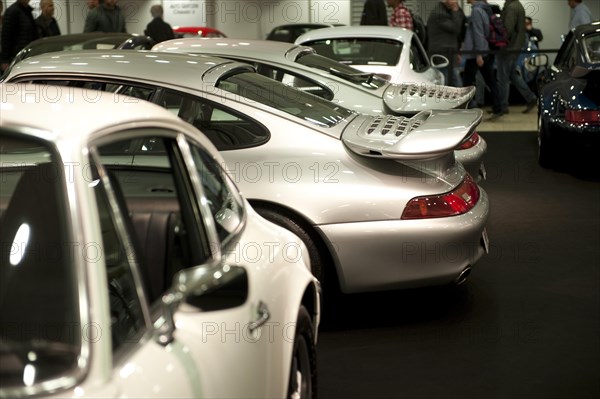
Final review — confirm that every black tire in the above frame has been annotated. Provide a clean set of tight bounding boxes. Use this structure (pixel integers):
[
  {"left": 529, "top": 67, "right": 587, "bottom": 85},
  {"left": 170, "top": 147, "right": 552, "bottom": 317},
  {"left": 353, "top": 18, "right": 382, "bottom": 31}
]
[
  {"left": 287, "top": 306, "right": 317, "bottom": 399},
  {"left": 538, "top": 114, "right": 556, "bottom": 168},
  {"left": 254, "top": 206, "right": 324, "bottom": 284}
]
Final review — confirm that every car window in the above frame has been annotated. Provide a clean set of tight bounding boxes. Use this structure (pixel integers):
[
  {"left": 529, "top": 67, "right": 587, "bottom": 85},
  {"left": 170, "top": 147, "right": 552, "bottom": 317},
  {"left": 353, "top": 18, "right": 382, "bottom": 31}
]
[
  {"left": 409, "top": 37, "right": 430, "bottom": 72},
  {"left": 87, "top": 163, "right": 146, "bottom": 356},
  {"left": 295, "top": 52, "right": 387, "bottom": 90},
  {"left": 189, "top": 143, "right": 245, "bottom": 245},
  {"left": 0, "top": 133, "right": 81, "bottom": 391},
  {"left": 160, "top": 90, "right": 270, "bottom": 150},
  {"left": 304, "top": 38, "right": 403, "bottom": 67},
  {"left": 583, "top": 33, "right": 600, "bottom": 64},
  {"left": 253, "top": 61, "right": 334, "bottom": 100},
  {"left": 217, "top": 71, "right": 355, "bottom": 128},
  {"left": 95, "top": 134, "right": 212, "bottom": 304}
]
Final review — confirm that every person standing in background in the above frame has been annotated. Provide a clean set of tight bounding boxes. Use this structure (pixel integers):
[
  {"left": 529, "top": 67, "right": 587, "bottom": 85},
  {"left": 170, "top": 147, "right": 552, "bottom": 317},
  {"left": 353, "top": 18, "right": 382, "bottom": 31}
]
[
  {"left": 87, "top": 0, "right": 99, "bottom": 10},
  {"left": 0, "top": 1, "right": 4, "bottom": 60},
  {"left": 568, "top": 0, "right": 593, "bottom": 30},
  {"left": 525, "top": 16, "right": 543, "bottom": 44},
  {"left": 462, "top": 0, "right": 502, "bottom": 118},
  {"left": 427, "top": 0, "right": 466, "bottom": 87},
  {"left": 495, "top": 0, "right": 537, "bottom": 116},
  {"left": 0, "top": 0, "right": 38, "bottom": 73},
  {"left": 144, "top": 5, "right": 174, "bottom": 44},
  {"left": 387, "top": 0, "right": 413, "bottom": 30},
  {"left": 35, "top": 0, "right": 61, "bottom": 38},
  {"left": 361, "top": 0, "right": 388, "bottom": 26},
  {"left": 84, "top": 0, "right": 126, "bottom": 33}
]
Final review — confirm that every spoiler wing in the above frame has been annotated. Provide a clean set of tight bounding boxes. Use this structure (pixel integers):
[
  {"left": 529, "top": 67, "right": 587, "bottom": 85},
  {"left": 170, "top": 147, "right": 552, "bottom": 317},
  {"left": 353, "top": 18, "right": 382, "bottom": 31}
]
[{"left": 342, "top": 109, "right": 483, "bottom": 160}]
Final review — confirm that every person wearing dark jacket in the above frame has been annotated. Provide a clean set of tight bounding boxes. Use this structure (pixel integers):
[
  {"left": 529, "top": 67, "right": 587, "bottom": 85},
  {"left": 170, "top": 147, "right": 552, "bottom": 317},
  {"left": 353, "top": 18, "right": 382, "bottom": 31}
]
[
  {"left": 360, "top": 0, "right": 388, "bottom": 26},
  {"left": 426, "top": 0, "right": 465, "bottom": 86},
  {"left": 35, "top": 0, "right": 61, "bottom": 38},
  {"left": 0, "top": 0, "right": 38, "bottom": 72},
  {"left": 525, "top": 16, "right": 543, "bottom": 44},
  {"left": 496, "top": 0, "right": 537, "bottom": 115},
  {"left": 144, "top": 5, "right": 174, "bottom": 44},
  {"left": 462, "top": 0, "right": 502, "bottom": 118},
  {"left": 83, "top": 0, "right": 126, "bottom": 33}
]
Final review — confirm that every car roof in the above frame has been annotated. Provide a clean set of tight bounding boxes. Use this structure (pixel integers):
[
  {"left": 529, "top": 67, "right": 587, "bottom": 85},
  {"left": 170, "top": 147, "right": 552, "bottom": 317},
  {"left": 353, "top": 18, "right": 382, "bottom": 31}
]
[
  {"left": 0, "top": 83, "right": 191, "bottom": 144},
  {"left": 7, "top": 50, "right": 254, "bottom": 88},
  {"left": 173, "top": 26, "right": 223, "bottom": 33},
  {"left": 572, "top": 21, "right": 600, "bottom": 37},
  {"left": 295, "top": 25, "right": 412, "bottom": 43},
  {"left": 24, "top": 32, "right": 135, "bottom": 48},
  {"left": 154, "top": 38, "right": 306, "bottom": 61}
]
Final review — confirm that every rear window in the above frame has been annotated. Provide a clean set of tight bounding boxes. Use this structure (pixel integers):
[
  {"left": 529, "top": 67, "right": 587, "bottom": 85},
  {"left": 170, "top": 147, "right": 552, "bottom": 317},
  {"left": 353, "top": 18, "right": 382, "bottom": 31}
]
[
  {"left": 217, "top": 71, "right": 355, "bottom": 128},
  {"left": 302, "top": 38, "right": 403, "bottom": 67},
  {"left": 583, "top": 33, "right": 600, "bottom": 64}
]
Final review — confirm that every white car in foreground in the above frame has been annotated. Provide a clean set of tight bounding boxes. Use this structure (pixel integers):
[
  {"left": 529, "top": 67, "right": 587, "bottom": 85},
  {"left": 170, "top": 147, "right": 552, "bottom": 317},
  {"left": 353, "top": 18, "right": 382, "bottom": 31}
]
[
  {"left": 295, "top": 25, "right": 448, "bottom": 85},
  {"left": 0, "top": 83, "right": 320, "bottom": 398}
]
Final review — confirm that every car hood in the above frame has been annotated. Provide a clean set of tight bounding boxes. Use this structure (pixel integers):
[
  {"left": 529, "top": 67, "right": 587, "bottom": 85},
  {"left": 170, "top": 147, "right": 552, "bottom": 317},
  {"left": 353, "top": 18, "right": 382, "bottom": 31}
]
[
  {"left": 341, "top": 109, "right": 483, "bottom": 160},
  {"left": 383, "top": 84, "right": 476, "bottom": 113}
]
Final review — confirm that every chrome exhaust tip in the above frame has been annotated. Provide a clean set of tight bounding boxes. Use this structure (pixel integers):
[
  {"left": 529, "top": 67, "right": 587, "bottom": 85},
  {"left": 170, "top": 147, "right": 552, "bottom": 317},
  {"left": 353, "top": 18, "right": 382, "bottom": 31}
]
[{"left": 454, "top": 266, "right": 472, "bottom": 285}]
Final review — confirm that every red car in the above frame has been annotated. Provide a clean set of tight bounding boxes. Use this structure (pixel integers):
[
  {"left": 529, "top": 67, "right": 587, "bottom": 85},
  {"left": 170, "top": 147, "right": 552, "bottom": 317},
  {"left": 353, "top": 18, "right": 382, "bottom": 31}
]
[{"left": 173, "top": 26, "right": 226, "bottom": 38}]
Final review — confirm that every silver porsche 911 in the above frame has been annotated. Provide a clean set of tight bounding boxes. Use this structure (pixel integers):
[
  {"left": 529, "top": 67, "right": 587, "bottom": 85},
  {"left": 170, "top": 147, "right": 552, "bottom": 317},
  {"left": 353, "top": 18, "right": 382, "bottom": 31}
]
[
  {"left": 151, "top": 38, "right": 486, "bottom": 181},
  {"left": 5, "top": 51, "right": 490, "bottom": 293}
]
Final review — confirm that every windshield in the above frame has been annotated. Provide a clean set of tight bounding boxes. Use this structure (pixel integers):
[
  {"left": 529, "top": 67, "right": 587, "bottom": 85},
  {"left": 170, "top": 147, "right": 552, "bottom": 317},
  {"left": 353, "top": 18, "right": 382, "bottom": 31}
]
[
  {"left": 217, "top": 71, "right": 355, "bottom": 128},
  {"left": 302, "top": 38, "right": 403, "bottom": 67},
  {"left": 295, "top": 52, "right": 388, "bottom": 90},
  {"left": 583, "top": 33, "right": 600, "bottom": 64},
  {"left": 0, "top": 133, "right": 81, "bottom": 393}
]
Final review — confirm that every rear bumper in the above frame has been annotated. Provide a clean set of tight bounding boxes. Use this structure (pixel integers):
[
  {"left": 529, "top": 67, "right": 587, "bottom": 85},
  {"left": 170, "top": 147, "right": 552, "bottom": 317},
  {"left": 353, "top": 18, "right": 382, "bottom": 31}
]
[{"left": 317, "top": 188, "right": 490, "bottom": 293}]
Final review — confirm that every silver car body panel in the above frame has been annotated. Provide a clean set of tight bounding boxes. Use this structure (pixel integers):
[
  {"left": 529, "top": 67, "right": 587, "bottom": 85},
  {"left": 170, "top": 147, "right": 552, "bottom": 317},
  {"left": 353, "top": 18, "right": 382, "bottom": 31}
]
[{"left": 5, "top": 52, "right": 489, "bottom": 292}]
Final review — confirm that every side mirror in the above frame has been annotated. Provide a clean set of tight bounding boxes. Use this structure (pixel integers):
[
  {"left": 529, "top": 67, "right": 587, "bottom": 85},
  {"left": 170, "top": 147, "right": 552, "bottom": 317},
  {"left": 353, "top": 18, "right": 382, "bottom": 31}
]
[
  {"left": 155, "top": 263, "right": 248, "bottom": 345},
  {"left": 528, "top": 54, "right": 548, "bottom": 67},
  {"left": 430, "top": 54, "right": 450, "bottom": 69}
]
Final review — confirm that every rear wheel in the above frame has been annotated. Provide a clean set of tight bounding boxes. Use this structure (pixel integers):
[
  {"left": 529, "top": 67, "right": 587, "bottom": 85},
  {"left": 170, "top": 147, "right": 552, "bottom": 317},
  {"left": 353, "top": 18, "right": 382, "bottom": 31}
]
[
  {"left": 287, "top": 306, "right": 317, "bottom": 399},
  {"left": 538, "top": 114, "right": 556, "bottom": 168},
  {"left": 254, "top": 206, "right": 324, "bottom": 284}
]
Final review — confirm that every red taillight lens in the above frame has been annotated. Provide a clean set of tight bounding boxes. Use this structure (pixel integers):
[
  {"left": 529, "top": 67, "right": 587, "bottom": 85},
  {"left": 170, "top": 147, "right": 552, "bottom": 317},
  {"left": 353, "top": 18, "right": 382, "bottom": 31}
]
[
  {"left": 401, "top": 174, "right": 480, "bottom": 220},
  {"left": 565, "top": 109, "right": 600, "bottom": 124},
  {"left": 458, "top": 132, "right": 480, "bottom": 150}
]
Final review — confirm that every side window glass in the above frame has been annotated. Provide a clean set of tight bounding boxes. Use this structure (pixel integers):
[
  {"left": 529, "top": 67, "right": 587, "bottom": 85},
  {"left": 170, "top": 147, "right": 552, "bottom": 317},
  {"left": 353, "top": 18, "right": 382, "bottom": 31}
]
[
  {"left": 97, "top": 135, "right": 211, "bottom": 304},
  {"left": 88, "top": 163, "right": 146, "bottom": 355},
  {"left": 160, "top": 90, "right": 269, "bottom": 150},
  {"left": 189, "top": 143, "right": 245, "bottom": 245},
  {"left": 409, "top": 37, "right": 429, "bottom": 72}
]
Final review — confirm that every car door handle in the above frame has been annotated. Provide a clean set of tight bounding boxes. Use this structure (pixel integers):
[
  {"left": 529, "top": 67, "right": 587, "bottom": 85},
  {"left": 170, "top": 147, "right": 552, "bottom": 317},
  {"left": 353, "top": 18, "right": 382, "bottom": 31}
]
[{"left": 248, "top": 301, "right": 270, "bottom": 332}]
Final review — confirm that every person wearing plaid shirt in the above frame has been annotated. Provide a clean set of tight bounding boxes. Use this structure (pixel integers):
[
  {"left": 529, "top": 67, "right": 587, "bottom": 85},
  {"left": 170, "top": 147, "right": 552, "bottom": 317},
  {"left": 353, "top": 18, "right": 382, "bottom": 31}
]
[{"left": 387, "top": 0, "right": 414, "bottom": 30}]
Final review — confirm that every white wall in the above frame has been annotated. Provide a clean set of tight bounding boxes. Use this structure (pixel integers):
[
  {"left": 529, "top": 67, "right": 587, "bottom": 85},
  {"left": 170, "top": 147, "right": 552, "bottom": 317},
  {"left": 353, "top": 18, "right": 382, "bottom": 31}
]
[{"left": 4, "top": 0, "right": 598, "bottom": 42}]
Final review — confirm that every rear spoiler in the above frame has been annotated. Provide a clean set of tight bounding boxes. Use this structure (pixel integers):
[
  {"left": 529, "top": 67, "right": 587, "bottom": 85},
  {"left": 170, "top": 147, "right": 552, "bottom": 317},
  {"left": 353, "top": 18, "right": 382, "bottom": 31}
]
[{"left": 342, "top": 109, "right": 483, "bottom": 160}]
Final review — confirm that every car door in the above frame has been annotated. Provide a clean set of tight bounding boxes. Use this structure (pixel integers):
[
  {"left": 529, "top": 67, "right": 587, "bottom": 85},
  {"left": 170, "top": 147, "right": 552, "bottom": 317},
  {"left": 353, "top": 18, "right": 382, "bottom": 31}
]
[{"left": 91, "top": 131, "right": 275, "bottom": 398}]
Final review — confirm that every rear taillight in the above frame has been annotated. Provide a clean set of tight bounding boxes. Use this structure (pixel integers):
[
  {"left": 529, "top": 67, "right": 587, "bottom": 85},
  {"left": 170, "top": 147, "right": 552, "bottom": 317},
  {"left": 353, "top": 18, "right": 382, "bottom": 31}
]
[
  {"left": 565, "top": 109, "right": 600, "bottom": 124},
  {"left": 401, "top": 174, "right": 480, "bottom": 220},
  {"left": 458, "top": 132, "right": 480, "bottom": 150}
]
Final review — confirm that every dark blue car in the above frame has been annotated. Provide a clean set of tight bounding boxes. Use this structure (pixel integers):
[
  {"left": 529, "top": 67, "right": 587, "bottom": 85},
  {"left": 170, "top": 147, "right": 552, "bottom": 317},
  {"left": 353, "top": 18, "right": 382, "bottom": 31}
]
[{"left": 536, "top": 22, "right": 600, "bottom": 168}]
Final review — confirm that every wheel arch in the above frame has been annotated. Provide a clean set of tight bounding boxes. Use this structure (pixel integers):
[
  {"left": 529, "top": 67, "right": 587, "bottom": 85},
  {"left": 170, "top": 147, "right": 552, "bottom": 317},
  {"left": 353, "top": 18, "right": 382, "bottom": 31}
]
[{"left": 248, "top": 199, "right": 342, "bottom": 292}]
